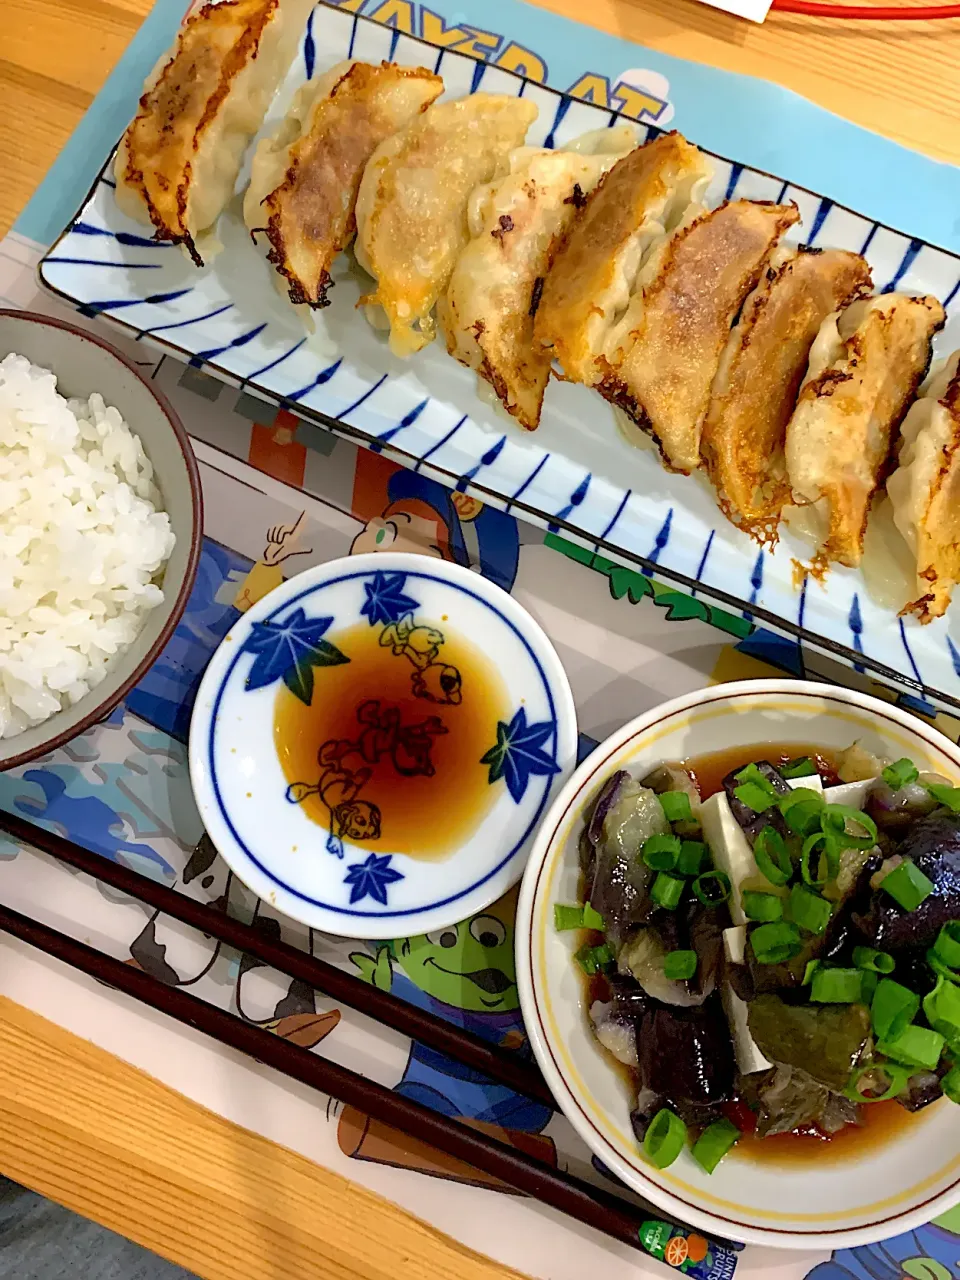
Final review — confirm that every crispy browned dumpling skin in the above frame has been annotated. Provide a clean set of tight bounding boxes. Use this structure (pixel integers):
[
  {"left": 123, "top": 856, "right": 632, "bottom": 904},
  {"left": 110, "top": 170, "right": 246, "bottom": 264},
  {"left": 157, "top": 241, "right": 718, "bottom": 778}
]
[
  {"left": 888, "top": 353, "right": 960, "bottom": 621},
  {"left": 244, "top": 61, "right": 443, "bottom": 310},
  {"left": 599, "top": 199, "right": 800, "bottom": 475},
  {"left": 115, "top": 0, "right": 313, "bottom": 265},
  {"left": 533, "top": 132, "right": 711, "bottom": 385},
  {"left": 701, "top": 247, "right": 873, "bottom": 544},
  {"left": 785, "top": 294, "right": 946, "bottom": 568}
]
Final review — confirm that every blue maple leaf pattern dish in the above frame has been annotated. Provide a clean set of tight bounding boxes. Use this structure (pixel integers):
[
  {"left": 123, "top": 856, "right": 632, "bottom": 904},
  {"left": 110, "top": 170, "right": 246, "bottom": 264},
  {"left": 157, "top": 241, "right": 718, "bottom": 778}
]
[{"left": 188, "top": 552, "right": 576, "bottom": 938}]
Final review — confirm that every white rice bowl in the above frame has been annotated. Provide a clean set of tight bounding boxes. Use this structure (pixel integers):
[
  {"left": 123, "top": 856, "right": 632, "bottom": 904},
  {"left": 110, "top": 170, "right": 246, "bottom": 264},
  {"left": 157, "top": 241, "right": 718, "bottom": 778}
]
[{"left": 0, "top": 352, "right": 175, "bottom": 739}]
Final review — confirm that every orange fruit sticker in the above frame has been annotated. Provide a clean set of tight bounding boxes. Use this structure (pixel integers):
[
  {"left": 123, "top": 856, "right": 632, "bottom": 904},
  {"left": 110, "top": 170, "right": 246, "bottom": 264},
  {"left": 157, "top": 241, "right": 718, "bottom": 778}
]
[
  {"left": 686, "top": 1234, "right": 709, "bottom": 1263},
  {"left": 664, "top": 1236, "right": 689, "bottom": 1267}
]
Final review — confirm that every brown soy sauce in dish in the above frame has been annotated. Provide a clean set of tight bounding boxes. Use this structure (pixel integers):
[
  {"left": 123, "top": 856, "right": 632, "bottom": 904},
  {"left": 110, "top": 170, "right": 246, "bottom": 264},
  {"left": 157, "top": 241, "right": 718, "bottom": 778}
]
[
  {"left": 275, "top": 619, "right": 509, "bottom": 860},
  {"left": 582, "top": 742, "right": 920, "bottom": 1166}
]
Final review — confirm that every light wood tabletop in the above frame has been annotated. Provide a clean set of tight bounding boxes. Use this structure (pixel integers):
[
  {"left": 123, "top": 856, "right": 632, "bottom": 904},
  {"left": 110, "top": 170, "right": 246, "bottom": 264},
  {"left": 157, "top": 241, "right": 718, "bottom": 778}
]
[{"left": 2, "top": 0, "right": 960, "bottom": 1277}]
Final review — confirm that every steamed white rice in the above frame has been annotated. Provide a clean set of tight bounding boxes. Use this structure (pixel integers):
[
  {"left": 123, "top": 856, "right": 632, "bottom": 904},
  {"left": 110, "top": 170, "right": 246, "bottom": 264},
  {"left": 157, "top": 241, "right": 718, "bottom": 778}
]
[{"left": 0, "top": 352, "right": 176, "bottom": 740}]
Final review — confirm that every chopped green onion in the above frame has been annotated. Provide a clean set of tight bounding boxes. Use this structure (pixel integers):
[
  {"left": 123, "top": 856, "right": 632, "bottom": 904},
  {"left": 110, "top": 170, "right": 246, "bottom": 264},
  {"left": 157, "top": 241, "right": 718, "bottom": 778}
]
[
  {"left": 735, "top": 763, "right": 778, "bottom": 791},
  {"left": 821, "top": 804, "right": 878, "bottom": 851},
  {"left": 642, "top": 833, "right": 681, "bottom": 871},
  {"left": 925, "top": 783, "right": 960, "bottom": 813},
  {"left": 691, "top": 1118, "right": 740, "bottom": 1174},
  {"left": 877, "top": 1025, "right": 946, "bottom": 1071},
  {"left": 811, "top": 967, "right": 863, "bottom": 1003},
  {"left": 651, "top": 872, "right": 685, "bottom": 911},
  {"left": 692, "top": 870, "right": 731, "bottom": 907},
  {"left": 871, "top": 978, "right": 920, "bottom": 1041},
  {"left": 943, "top": 1065, "right": 960, "bottom": 1105},
  {"left": 802, "top": 960, "right": 820, "bottom": 986},
  {"left": 781, "top": 795, "right": 825, "bottom": 838},
  {"left": 660, "top": 791, "right": 693, "bottom": 824},
  {"left": 859, "top": 969, "right": 879, "bottom": 1005},
  {"left": 800, "top": 834, "right": 829, "bottom": 886},
  {"left": 554, "top": 904, "right": 585, "bottom": 931},
  {"left": 923, "top": 977, "right": 960, "bottom": 1045},
  {"left": 677, "top": 840, "right": 707, "bottom": 877},
  {"left": 853, "top": 946, "right": 896, "bottom": 975},
  {"left": 642, "top": 1108, "right": 687, "bottom": 1169},
  {"left": 734, "top": 782, "right": 778, "bottom": 813},
  {"left": 881, "top": 758, "right": 920, "bottom": 790},
  {"left": 754, "top": 826, "right": 792, "bottom": 886},
  {"left": 934, "top": 922, "right": 960, "bottom": 970},
  {"left": 663, "top": 949, "right": 698, "bottom": 981},
  {"left": 582, "top": 902, "right": 605, "bottom": 932},
  {"left": 789, "top": 885, "right": 833, "bottom": 936},
  {"left": 845, "top": 1062, "right": 913, "bottom": 1103},
  {"left": 928, "top": 949, "right": 960, "bottom": 984},
  {"left": 742, "top": 891, "right": 783, "bottom": 923},
  {"left": 879, "top": 859, "right": 935, "bottom": 911},
  {"left": 781, "top": 757, "right": 817, "bottom": 779},
  {"left": 751, "top": 921, "right": 802, "bottom": 965},
  {"left": 574, "top": 942, "right": 615, "bottom": 975}
]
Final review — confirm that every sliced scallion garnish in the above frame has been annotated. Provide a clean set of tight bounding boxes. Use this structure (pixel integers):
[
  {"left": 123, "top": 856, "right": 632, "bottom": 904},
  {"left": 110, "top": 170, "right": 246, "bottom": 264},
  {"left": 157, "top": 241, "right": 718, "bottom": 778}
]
[
  {"left": 781, "top": 794, "right": 824, "bottom": 837},
  {"left": 663, "top": 949, "right": 697, "bottom": 981},
  {"left": 582, "top": 901, "right": 605, "bottom": 931},
  {"left": 877, "top": 1025, "right": 945, "bottom": 1071},
  {"left": 925, "top": 782, "right": 960, "bottom": 813},
  {"left": 934, "top": 922, "right": 960, "bottom": 970},
  {"left": 642, "top": 833, "right": 681, "bottom": 871},
  {"left": 802, "top": 959, "right": 820, "bottom": 986},
  {"left": 928, "top": 949, "right": 960, "bottom": 984},
  {"left": 750, "top": 920, "right": 801, "bottom": 965},
  {"left": 651, "top": 871, "right": 685, "bottom": 911},
  {"left": 734, "top": 781, "right": 778, "bottom": 813},
  {"left": 642, "top": 1108, "right": 687, "bottom": 1169},
  {"left": 923, "top": 976, "right": 960, "bottom": 1045},
  {"left": 845, "top": 1062, "right": 912, "bottom": 1103},
  {"left": 860, "top": 969, "right": 879, "bottom": 1004},
  {"left": 691, "top": 1118, "right": 740, "bottom": 1174},
  {"left": 676, "top": 840, "right": 707, "bottom": 877},
  {"left": 800, "top": 834, "right": 829, "bottom": 887},
  {"left": 820, "top": 803, "right": 878, "bottom": 851},
  {"left": 742, "top": 891, "right": 783, "bottom": 923},
  {"left": 852, "top": 946, "right": 895, "bottom": 975},
  {"left": 660, "top": 791, "right": 693, "bottom": 824},
  {"left": 780, "top": 757, "right": 817, "bottom": 779},
  {"left": 810, "top": 967, "right": 862, "bottom": 1003},
  {"left": 871, "top": 978, "right": 920, "bottom": 1041},
  {"left": 753, "top": 826, "right": 792, "bottom": 886},
  {"left": 879, "top": 859, "right": 935, "bottom": 911},
  {"left": 574, "top": 942, "right": 615, "bottom": 975},
  {"left": 789, "top": 885, "right": 833, "bottom": 936},
  {"left": 881, "top": 758, "right": 920, "bottom": 790},
  {"left": 943, "top": 1065, "right": 960, "bottom": 1105},
  {"left": 554, "top": 904, "right": 583, "bottom": 931},
  {"left": 691, "top": 870, "right": 731, "bottom": 907}
]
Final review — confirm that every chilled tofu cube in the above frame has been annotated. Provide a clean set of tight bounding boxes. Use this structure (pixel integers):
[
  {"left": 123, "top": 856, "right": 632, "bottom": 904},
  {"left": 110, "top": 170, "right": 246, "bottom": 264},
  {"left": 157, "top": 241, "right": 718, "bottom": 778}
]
[
  {"left": 823, "top": 779, "right": 873, "bottom": 809},
  {"left": 722, "top": 926, "right": 772, "bottom": 1075}
]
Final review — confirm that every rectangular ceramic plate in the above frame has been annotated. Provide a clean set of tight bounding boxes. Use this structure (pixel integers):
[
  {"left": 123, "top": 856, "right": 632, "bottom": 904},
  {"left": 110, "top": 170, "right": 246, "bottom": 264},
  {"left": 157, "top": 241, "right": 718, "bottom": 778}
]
[{"left": 38, "top": 1, "right": 960, "bottom": 713}]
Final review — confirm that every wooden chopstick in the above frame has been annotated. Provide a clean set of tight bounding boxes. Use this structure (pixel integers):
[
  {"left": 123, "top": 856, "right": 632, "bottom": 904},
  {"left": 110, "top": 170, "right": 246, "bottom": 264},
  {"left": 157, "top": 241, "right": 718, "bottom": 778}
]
[
  {"left": 0, "top": 812, "right": 554, "bottom": 1109},
  {"left": 0, "top": 897, "right": 676, "bottom": 1259}
]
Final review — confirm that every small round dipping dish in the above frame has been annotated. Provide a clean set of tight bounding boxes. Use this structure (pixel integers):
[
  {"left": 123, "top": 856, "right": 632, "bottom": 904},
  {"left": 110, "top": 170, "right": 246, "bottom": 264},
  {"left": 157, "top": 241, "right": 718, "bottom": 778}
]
[
  {"left": 189, "top": 551, "right": 576, "bottom": 938},
  {"left": 516, "top": 679, "right": 960, "bottom": 1250}
]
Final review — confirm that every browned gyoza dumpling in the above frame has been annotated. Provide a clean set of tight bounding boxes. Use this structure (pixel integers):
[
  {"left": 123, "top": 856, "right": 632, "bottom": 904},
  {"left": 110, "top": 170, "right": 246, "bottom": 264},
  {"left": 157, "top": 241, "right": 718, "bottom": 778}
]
[
  {"left": 700, "top": 247, "right": 873, "bottom": 543},
  {"left": 533, "top": 132, "right": 712, "bottom": 387},
  {"left": 785, "top": 294, "right": 946, "bottom": 568},
  {"left": 244, "top": 60, "right": 443, "bottom": 318},
  {"left": 355, "top": 93, "right": 538, "bottom": 358},
  {"left": 115, "top": 0, "right": 315, "bottom": 266},
  {"left": 438, "top": 127, "right": 638, "bottom": 430},
  {"left": 599, "top": 199, "right": 800, "bottom": 475},
  {"left": 888, "top": 351, "right": 960, "bottom": 621}
]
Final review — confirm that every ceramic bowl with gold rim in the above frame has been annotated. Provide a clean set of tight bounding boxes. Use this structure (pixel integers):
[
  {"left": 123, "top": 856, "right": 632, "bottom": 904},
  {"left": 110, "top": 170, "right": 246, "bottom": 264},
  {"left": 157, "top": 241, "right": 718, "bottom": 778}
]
[{"left": 515, "top": 679, "right": 960, "bottom": 1249}]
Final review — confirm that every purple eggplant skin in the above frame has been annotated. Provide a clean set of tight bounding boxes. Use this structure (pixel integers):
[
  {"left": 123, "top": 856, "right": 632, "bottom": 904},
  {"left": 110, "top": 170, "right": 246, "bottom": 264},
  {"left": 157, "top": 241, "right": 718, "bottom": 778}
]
[
  {"left": 586, "top": 771, "right": 630, "bottom": 848},
  {"left": 636, "top": 994, "right": 736, "bottom": 1124},
  {"left": 853, "top": 812, "right": 960, "bottom": 951},
  {"left": 896, "top": 1069, "right": 944, "bottom": 1113},
  {"left": 723, "top": 761, "right": 792, "bottom": 845}
]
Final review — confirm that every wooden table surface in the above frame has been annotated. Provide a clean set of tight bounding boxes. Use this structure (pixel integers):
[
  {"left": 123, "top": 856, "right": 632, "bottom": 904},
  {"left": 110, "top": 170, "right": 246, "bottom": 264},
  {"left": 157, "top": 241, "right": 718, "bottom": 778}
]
[{"left": 2, "top": 0, "right": 960, "bottom": 1276}]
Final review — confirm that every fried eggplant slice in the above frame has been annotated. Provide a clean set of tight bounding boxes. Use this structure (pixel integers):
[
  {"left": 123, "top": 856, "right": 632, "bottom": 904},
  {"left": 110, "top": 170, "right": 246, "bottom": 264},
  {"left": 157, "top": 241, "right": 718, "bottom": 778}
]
[
  {"left": 355, "top": 93, "right": 537, "bottom": 358},
  {"left": 701, "top": 247, "right": 872, "bottom": 543},
  {"left": 438, "top": 128, "right": 637, "bottom": 430},
  {"left": 887, "top": 350, "right": 960, "bottom": 621},
  {"left": 785, "top": 293, "right": 946, "bottom": 567},
  {"left": 533, "top": 132, "right": 712, "bottom": 386},
  {"left": 599, "top": 199, "right": 800, "bottom": 475},
  {"left": 244, "top": 60, "right": 443, "bottom": 315},
  {"left": 115, "top": 0, "right": 314, "bottom": 265}
]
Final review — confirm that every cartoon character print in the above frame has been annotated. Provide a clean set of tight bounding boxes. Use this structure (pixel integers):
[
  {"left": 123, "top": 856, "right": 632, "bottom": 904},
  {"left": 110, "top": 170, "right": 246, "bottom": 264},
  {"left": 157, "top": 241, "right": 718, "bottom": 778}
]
[
  {"left": 232, "top": 511, "right": 312, "bottom": 613},
  {"left": 805, "top": 1204, "right": 960, "bottom": 1280},
  {"left": 337, "top": 886, "right": 557, "bottom": 1189}
]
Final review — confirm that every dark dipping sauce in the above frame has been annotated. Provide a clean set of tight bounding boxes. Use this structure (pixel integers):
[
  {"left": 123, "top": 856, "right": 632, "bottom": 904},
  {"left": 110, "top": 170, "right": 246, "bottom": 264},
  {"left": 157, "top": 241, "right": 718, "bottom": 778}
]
[{"left": 581, "top": 742, "right": 926, "bottom": 1167}]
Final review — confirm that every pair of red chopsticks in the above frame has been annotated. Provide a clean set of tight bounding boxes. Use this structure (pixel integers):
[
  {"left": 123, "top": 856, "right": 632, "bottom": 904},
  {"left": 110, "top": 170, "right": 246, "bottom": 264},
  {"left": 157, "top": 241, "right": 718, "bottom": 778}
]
[{"left": 770, "top": 1, "right": 960, "bottom": 18}]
